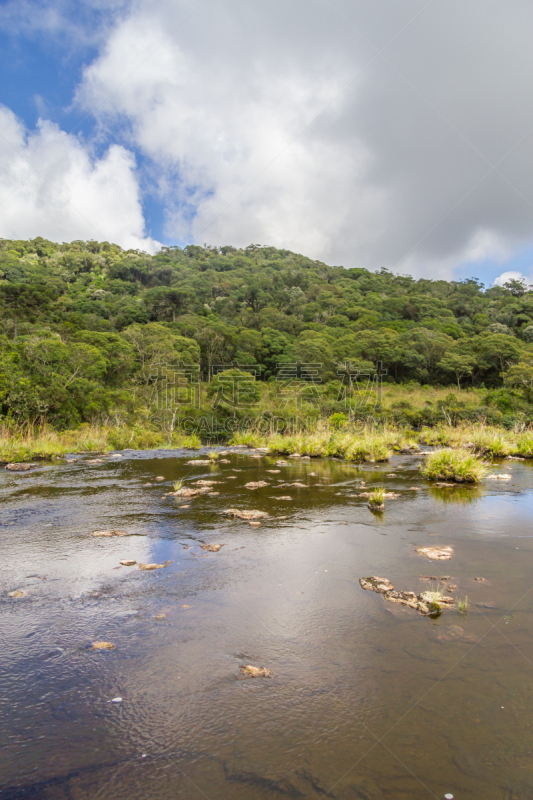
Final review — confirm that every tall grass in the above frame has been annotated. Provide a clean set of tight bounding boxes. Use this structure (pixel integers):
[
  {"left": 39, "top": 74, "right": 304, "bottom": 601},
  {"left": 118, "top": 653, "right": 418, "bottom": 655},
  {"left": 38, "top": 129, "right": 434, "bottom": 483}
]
[
  {"left": 0, "top": 423, "right": 201, "bottom": 462},
  {"left": 421, "top": 448, "right": 487, "bottom": 483},
  {"left": 230, "top": 427, "right": 395, "bottom": 463}
]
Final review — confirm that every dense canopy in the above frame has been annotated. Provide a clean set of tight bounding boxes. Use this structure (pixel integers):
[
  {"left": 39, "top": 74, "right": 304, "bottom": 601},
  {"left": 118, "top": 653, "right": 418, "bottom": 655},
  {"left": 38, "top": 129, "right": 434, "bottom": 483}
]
[{"left": 1, "top": 237, "right": 532, "bottom": 426}]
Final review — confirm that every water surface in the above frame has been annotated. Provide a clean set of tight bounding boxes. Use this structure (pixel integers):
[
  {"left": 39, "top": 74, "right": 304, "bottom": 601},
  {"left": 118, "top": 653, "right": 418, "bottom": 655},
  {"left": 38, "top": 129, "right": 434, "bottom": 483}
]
[{"left": 1, "top": 449, "right": 532, "bottom": 800}]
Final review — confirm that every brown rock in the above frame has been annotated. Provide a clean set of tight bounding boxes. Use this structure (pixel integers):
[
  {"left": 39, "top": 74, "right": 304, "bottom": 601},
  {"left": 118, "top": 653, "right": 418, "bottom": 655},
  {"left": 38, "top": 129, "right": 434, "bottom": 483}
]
[
  {"left": 119, "top": 560, "right": 136, "bottom": 566},
  {"left": 359, "top": 576, "right": 455, "bottom": 614},
  {"left": 249, "top": 521, "right": 261, "bottom": 527},
  {"left": 8, "top": 589, "right": 24, "bottom": 598},
  {"left": 91, "top": 641, "right": 115, "bottom": 650},
  {"left": 91, "top": 529, "right": 129, "bottom": 537},
  {"left": 138, "top": 561, "right": 171, "bottom": 570},
  {"left": 239, "top": 665, "right": 273, "bottom": 678},
  {"left": 200, "top": 544, "right": 224, "bottom": 552}
]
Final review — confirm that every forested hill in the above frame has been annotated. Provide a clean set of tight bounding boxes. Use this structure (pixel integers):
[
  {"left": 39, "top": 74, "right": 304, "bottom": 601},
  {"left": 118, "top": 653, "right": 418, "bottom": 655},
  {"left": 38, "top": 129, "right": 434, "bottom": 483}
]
[{"left": 1, "top": 236, "right": 533, "bottom": 426}]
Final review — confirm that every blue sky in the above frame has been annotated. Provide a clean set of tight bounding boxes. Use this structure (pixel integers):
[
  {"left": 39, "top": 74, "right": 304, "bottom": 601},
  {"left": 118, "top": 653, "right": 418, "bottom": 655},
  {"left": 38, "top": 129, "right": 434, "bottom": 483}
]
[{"left": 2, "top": 0, "right": 533, "bottom": 285}]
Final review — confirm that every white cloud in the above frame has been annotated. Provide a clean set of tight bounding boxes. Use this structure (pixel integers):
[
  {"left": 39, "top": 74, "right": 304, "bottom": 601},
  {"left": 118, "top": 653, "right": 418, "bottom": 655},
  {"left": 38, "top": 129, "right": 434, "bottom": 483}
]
[
  {"left": 493, "top": 271, "right": 531, "bottom": 288},
  {"left": 0, "top": 105, "right": 160, "bottom": 252},
  {"left": 71, "top": 0, "right": 533, "bottom": 276},
  {"left": 5, "top": 0, "right": 533, "bottom": 274}
]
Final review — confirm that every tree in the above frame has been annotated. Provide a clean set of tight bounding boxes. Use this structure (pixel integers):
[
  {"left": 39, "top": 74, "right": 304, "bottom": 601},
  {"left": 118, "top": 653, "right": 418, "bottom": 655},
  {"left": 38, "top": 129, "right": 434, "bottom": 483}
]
[
  {"left": 440, "top": 351, "right": 476, "bottom": 389},
  {"left": 504, "top": 359, "right": 533, "bottom": 401}
]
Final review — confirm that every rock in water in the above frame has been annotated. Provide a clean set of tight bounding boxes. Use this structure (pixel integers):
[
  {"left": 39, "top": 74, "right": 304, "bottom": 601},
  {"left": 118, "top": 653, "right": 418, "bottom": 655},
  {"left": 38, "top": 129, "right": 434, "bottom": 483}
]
[
  {"left": 91, "top": 641, "right": 115, "bottom": 650},
  {"left": 244, "top": 481, "right": 269, "bottom": 490},
  {"left": 415, "top": 546, "right": 453, "bottom": 560},
  {"left": 200, "top": 544, "right": 224, "bottom": 552},
  {"left": 138, "top": 561, "right": 171, "bottom": 570},
  {"left": 91, "top": 530, "right": 129, "bottom": 537},
  {"left": 359, "top": 576, "right": 455, "bottom": 615},
  {"left": 8, "top": 589, "right": 24, "bottom": 598},
  {"left": 220, "top": 509, "right": 268, "bottom": 520},
  {"left": 119, "top": 560, "right": 136, "bottom": 566},
  {"left": 239, "top": 665, "right": 273, "bottom": 678},
  {"left": 6, "top": 463, "right": 38, "bottom": 471}
]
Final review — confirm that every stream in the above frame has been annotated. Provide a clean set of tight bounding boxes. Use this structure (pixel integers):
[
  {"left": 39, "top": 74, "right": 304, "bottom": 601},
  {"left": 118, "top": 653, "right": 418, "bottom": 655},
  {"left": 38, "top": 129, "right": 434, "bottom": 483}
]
[{"left": 1, "top": 448, "right": 532, "bottom": 800}]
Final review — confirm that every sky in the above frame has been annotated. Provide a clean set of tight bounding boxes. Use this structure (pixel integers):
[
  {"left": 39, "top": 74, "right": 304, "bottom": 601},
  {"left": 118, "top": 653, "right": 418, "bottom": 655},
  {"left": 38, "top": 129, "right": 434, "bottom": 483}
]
[{"left": 2, "top": 0, "right": 533, "bottom": 286}]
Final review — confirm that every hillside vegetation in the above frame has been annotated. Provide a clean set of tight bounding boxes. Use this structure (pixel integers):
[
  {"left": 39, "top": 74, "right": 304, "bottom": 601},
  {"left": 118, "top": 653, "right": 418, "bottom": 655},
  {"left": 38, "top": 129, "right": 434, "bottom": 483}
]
[{"left": 1, "top": 237, "right": 533, "bottom": 430}]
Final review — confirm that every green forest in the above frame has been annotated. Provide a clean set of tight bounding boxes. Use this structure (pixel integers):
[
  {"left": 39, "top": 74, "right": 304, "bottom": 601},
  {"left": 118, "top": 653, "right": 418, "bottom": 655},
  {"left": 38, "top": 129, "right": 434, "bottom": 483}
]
[{"left": 1, "top": 236, "right": 533, "bottom": 430}]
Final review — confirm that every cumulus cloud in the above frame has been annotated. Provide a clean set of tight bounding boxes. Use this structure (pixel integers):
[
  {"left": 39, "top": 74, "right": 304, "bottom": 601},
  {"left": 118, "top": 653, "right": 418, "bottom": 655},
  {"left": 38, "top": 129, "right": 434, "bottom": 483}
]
[
  {"left": 71, "top": 0, "right": 533, "bottom": 275},
  {"left": 3, "top": 0, "right": 533, "bottom": 273},
  {"left": 493, "top": 271, "right": 532, "bottom": 289},
  {"left": 0, "top": 105, "right": 160, "bottom": 252}
]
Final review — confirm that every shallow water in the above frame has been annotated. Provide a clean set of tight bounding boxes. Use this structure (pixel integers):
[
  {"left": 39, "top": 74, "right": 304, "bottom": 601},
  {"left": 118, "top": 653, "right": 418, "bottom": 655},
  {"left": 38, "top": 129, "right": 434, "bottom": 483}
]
[{"left": 1, "top": 449, "right": 532, "bottom": 800}]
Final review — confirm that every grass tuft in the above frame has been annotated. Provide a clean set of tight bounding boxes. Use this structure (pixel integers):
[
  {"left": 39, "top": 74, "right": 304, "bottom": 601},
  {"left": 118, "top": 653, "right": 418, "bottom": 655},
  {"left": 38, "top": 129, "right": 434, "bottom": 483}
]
[
  {"left": 368, "top": 487, "right": 386, "bottom": 509},
  {"left": 421, "top": 448, "right": 487, "bottom": 483}
]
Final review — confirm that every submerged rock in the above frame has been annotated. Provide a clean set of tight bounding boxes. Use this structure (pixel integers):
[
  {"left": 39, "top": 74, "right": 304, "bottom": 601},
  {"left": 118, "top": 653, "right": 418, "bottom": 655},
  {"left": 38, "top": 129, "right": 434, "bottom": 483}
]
[
  {"left": 239, "top": 665, "right": 273, "bottom": 678},
  {"left": 8, "top": 589, "right": 24, "bottom": 598},
  {"left": 359, "top": 576, "right": 455, "bottom": 615},
  {"left": 91, "top": 529, "right": 129, "bottom": 537},
  {"left": 416, "top": 545, "right": 453, "bottom": 560},
  {"left": 91, "top": 641, "right": 115, "bottom": 650},
  {"left": 186, "top": 459, "right": 210, "bottom": 465},
  {"left": 143, "top": 483, "right": 153, "bottom": 487},
  {"left": 195, "top": 480, "right": 221, "bottom": 485},
  {"left": 200, "top": 543, "right": 224, "bottom": 552},
  {"left": 174, "top": 486, "right": 212, "bottom": 497},
  {"left": 274, "top": 496, "right": 292, "bottom": 501},
  {"left": 154, "top": 613, "right": 167, "bottom": 619},
  {"left": 119, "top": 560, "right": 136, "bottom": 566},
  {"left": 244, "top": 481, "right": 269, "bottom": 490},
  {"left": 138, "top": 561, "right": 171, "bottom": 570},
  {"left": 437, "top": 625, "right": 478, "bottom": 643},
  {"left": 221, "top": 509, "right": 268, "bottom": 520},
  {"left": 6, "top": 463, "right": 38, "bottom": 471}
]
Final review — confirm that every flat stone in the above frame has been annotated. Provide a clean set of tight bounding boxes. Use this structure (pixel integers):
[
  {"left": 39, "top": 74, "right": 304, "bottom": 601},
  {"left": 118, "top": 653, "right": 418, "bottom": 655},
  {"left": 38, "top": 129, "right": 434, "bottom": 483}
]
[
  {"left": 119, "top": 560, "right": 136, "bottom": 566},
  {"left": 416, "top": 546, "right": 453, "bottom": 560},
  {"left": 138, "top": 561, "right": 171, "bottom": 570},
  {"left": 91, "top": 641, "right": 115, "bottom": 650},
  {"left": 244, "top": 481, "right": 269, "bottom": 489},
  {"left": 200, "top": 544, "right": 224, "bottom": 552},
  {"left": 6, "top": 463, "right": 38, "bottom": 471},
  {"left": 8, "top": 589, "right": 24, "bottom": 598}
]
